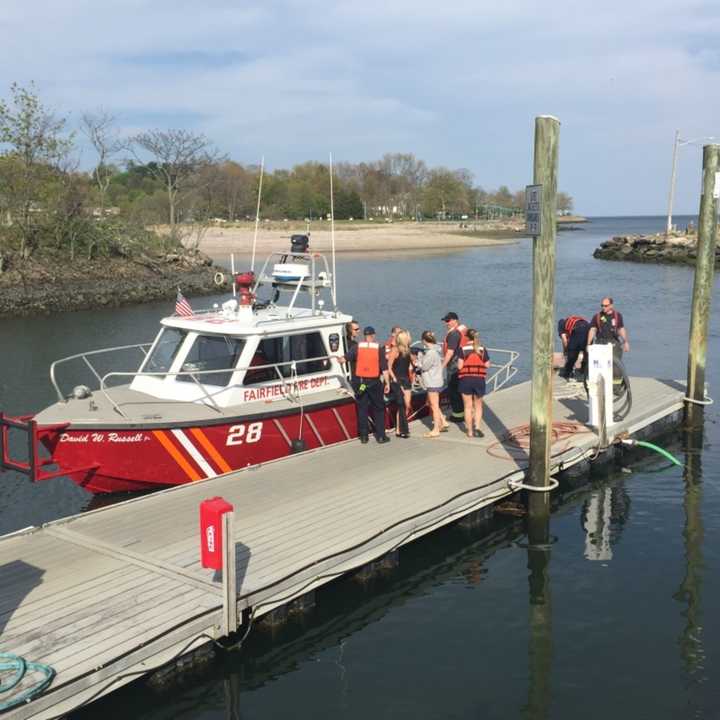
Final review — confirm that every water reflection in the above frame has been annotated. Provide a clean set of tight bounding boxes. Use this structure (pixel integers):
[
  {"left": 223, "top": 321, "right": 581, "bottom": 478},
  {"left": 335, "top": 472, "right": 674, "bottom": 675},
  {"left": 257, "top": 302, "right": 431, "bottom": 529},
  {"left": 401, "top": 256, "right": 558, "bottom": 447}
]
[
  {"left": 523, "top": 515, "right": 552, "bottom": 720},
  {"left": 223, "top": 674, "right": 241, "bottom": 720},
  {"left": 581, "top": 484, "right": 631, "bottom": 562},
  {"left": 675, "top": 426, "right": 706, "bottom": 694}
]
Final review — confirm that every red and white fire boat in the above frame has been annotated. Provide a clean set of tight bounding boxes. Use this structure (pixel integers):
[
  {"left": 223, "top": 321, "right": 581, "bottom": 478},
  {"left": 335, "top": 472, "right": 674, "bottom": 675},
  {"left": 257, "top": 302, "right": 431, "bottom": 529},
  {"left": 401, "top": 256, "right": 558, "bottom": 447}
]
[{"left": 1, "top": 237, "right": 518, "bottom": 494}]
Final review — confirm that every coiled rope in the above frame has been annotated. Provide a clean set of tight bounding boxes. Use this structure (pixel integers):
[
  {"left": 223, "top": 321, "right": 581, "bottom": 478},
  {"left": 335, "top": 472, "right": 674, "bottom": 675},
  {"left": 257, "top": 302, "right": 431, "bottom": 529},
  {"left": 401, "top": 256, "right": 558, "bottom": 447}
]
[
  {"left": 0, "top": 653, "right": 55, "bottom": 711},
  {"left": 486, "top": 421, "right": 593, "bottom": 461}
]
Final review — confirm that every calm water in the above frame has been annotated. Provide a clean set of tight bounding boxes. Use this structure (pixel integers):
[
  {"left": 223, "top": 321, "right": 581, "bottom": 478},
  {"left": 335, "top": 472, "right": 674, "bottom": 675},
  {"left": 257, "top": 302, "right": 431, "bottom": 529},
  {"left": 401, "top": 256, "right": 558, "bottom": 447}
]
[{"left": 2, "top": 215, "right": 720, "bottom": 719}]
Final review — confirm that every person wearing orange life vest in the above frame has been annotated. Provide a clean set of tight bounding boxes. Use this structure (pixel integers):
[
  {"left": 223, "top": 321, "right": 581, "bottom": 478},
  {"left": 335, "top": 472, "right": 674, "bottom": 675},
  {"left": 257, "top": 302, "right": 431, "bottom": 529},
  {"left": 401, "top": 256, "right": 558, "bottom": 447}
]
[
  {"left": 557, "top": 315, "right": 590, "bottom": 381},
  {"left": 457, "top": 329, "right": 490, "bottom": 438},
  {"left": 441, "top": 312, "right": 469, "bottom": 423},
  {"left": 344, "top": 326, "right": 391, "bottom": 444}
]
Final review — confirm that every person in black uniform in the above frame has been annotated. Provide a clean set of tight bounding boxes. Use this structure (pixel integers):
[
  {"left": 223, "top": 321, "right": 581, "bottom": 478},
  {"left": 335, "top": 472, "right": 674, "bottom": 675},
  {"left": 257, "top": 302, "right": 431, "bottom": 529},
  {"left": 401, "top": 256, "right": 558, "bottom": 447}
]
[
  {"left": 441, "top": 312, "right": 467, "bottom": 423},
  {"left": 345, "top": 326, "right": 390, "bottom": 444},
  {"left": 344, "top": 319, "right": 360, "bottom": 373},
  {"left": 557, "top": 315, "right": 590, "bottom": 381}
]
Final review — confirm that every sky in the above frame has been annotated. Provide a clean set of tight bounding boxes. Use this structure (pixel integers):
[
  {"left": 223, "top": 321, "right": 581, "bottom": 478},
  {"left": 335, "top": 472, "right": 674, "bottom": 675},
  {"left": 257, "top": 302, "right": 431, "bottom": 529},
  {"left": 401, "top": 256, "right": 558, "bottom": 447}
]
[{"left": 2, "top": 0, "right": 720, "bottom": 216}]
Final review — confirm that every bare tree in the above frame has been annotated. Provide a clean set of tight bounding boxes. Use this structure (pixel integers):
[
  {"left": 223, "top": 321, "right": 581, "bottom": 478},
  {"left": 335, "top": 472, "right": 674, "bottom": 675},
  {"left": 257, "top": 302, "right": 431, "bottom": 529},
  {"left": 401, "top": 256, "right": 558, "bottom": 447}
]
[
  {"left": 81, "top": 109, "right": 125, "bottom": 214},
  {"left": 556, "top": 192, "right": 574, "bottom": 214},
  {"left": 131, "top": 129, "right": 220, "bottom": 232}
]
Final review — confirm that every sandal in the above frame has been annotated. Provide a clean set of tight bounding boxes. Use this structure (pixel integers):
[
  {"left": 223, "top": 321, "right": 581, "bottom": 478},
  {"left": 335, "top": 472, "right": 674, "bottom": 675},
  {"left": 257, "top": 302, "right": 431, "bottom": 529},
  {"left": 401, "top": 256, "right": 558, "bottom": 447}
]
[
  {"left": 424, "top": 431, "right": 440, "bottom": 438},
  {"left": 440, "top": 425, "right": 449, "bottom": 433}
]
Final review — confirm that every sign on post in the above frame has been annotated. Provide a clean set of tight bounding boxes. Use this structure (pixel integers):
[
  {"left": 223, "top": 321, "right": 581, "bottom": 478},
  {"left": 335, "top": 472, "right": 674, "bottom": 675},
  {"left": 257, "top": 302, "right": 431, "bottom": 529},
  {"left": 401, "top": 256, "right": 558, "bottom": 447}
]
[{"left": 525, "top": 184, "right": 542, "bottom": 236}]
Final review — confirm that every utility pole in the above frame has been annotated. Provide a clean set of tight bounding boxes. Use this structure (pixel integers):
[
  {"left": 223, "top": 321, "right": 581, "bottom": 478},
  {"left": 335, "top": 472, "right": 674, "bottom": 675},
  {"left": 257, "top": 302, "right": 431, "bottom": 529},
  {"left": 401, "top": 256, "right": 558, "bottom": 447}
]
[
  {"left": 528, "top": 115, "right": 560, "bottom": 518},
  {"left": 685, "top": 144, "right": 720, "bottom": 425},
  {"left": 666, "top": 129, "right": 680, "bottom": 236}
]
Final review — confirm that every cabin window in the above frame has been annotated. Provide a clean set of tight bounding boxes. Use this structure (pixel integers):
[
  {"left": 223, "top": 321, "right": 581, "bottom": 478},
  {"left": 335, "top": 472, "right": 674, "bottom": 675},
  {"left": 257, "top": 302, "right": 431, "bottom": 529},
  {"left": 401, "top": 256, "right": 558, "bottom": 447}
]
[
  {"left": 143, "top": 328, "right": 188, "bottom": 376},
  {"left": 179, "top": 335, "right": 245, "bottom": 386},
  {"left": 243, "top": 332, "right": 329, "bottom": 385}
]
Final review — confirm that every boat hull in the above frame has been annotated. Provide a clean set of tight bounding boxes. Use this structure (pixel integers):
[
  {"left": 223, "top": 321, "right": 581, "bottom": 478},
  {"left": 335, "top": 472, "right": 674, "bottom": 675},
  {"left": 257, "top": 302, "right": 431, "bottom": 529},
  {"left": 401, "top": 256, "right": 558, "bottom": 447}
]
[{"left": 35, "top": 394, "right": 432, "bottom": 494}]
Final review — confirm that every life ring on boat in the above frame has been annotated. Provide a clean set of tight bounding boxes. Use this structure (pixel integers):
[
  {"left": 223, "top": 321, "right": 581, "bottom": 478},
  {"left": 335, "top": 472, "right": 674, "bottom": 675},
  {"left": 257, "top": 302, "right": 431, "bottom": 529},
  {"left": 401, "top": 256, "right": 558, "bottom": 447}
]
[{"left": 213, "top": 272, "right": 226, "bottom": 287}]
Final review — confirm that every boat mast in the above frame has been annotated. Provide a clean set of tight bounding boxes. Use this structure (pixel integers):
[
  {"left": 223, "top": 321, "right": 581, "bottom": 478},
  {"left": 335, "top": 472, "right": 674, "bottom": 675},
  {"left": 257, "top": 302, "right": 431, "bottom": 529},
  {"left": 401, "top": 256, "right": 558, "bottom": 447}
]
[
  {"left": 251, "top": 157, "right": 265, "bottom": 272},
  {"left": 329, "top": 152, "right": 337, "bottom": 310}
]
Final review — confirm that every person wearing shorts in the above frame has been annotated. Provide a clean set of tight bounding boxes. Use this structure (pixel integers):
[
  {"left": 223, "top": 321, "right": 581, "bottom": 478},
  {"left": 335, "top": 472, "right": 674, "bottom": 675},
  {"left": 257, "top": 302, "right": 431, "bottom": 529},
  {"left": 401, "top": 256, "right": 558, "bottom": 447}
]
[
  {"left": 457, "top": 329, "right": 490, "bottom": 438},
  {"left": 414, "top": 331, "right": 448, "bottom": 437}
]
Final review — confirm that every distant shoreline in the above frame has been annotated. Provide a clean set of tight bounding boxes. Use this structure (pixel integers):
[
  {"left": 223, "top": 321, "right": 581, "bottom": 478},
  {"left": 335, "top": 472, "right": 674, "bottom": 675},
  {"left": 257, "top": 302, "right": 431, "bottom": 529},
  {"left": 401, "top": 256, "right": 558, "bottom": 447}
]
[
  {"left": 192, "top": 220, "right": 524, "bottom": 258},
  {"left": 557, "top": 215, "right": 588, "bottom": 223}
]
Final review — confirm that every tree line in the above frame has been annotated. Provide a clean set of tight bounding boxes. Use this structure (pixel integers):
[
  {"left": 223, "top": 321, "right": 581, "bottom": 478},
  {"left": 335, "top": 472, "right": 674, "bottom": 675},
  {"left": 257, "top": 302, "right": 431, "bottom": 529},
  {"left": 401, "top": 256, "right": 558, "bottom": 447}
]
[{"left": 0, "top": 83, "right": 574, "bottom": 266}]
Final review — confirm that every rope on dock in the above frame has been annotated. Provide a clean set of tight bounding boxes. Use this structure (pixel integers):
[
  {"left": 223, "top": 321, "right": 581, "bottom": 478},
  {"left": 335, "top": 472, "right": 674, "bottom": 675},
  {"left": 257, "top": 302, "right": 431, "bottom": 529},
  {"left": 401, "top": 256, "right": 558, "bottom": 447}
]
[
  {"left": 0, "top": 653, "right": 55, "bottom": 711},
  {"left": 683, "top": 394, "right": 714, "bottom": 406},
  {"left": 486, "top": 422, "right": 593, "bottom": 461},
  {"left": 507, "top": 476, "right": 560, "bottom": 492}
]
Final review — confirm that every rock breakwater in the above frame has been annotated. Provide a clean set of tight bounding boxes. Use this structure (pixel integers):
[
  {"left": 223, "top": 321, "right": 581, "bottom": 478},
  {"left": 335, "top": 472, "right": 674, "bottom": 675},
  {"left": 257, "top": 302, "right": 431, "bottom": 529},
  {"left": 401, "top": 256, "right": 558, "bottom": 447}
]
[
  {"left": 0, "top": 251, "right": 230, "bottom": 317},
  {"left": 594, "top": 232, "right": 720, "bottom": 268}
]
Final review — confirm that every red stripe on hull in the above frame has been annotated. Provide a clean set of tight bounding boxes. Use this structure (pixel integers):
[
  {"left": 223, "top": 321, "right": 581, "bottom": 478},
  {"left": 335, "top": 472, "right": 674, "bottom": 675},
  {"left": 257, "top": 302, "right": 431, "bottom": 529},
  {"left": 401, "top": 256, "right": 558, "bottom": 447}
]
[{"left": 36, "top": 392, "right": 433, "bottom": 494}]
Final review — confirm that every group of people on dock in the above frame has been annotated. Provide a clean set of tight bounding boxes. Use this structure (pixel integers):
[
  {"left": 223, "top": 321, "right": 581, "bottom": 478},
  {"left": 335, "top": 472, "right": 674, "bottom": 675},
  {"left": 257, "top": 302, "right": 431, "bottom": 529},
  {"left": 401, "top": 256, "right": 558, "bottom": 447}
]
[
  {"left": 342, "top": 312, "right": 490, "bottom": 444},
  {"left": 342, "top": 295, "right": 630, "bottom": 444},
  {"left": 557, "top": 296, "right": 630, "bottom": 382}
]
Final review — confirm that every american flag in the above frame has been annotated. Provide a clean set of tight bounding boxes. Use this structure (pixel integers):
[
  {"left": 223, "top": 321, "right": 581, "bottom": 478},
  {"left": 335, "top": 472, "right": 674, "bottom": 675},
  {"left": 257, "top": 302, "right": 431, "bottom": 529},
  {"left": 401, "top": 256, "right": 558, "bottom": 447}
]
[{"left": 175, "top": 289, "right": 193, "bottom": 317}]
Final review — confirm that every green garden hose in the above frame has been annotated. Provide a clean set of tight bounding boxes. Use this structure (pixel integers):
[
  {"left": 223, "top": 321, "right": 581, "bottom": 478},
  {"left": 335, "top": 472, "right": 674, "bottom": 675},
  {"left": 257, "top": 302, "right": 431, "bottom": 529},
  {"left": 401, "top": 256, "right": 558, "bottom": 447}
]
[
  {"left": 621, "top": 439, "right": 683, "bottom": 467},
  {"left": 0, "top": 653, "right": 55, "bottom": 711}
]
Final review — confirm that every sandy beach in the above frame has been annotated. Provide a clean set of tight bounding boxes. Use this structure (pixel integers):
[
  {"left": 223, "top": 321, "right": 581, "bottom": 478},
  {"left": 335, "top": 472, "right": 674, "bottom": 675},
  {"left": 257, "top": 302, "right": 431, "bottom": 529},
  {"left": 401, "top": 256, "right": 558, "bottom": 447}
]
[{"left": 189, "top": 220, "right": 524, "bottom": 258}]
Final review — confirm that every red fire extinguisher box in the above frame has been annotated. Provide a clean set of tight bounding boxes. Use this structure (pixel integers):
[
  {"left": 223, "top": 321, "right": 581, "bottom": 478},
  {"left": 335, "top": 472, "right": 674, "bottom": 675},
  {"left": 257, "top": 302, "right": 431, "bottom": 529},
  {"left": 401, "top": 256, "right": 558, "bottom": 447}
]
[{"left": 200, "top": 496, "right": 234, "bottom": 570}]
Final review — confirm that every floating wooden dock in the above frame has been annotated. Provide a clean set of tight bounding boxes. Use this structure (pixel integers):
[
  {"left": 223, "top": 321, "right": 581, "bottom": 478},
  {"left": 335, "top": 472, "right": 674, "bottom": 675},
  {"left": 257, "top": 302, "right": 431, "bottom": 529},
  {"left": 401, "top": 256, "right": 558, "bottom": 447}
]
[{"left": 0, "top": 376, "right": 685, "bottom": 719}]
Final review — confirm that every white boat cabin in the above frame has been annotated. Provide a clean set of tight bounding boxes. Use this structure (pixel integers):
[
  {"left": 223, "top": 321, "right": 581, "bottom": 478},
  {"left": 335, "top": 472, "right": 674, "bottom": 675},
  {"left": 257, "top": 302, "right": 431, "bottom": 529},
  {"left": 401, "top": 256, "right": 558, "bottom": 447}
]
[
  {"left": 130, "top": 308, "right": 352, "bottom": 408},
  {"left": 129, "top": 239, "right": 353, "bottom": 409}
]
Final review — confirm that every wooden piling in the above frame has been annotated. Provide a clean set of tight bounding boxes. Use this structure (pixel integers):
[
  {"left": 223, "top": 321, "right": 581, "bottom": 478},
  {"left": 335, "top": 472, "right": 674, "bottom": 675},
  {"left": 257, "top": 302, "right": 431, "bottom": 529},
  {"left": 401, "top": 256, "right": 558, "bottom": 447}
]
[
  {"left": 528, "top": 115, "right": 560, "bottom": 517},
  {"left": 686, "top": 144, "right": 720, "bottom": 425}
]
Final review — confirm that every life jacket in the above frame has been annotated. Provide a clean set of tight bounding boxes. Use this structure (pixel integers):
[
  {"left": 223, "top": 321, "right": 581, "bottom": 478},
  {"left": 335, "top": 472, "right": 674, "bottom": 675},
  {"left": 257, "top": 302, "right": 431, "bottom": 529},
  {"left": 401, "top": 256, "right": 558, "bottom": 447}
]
[
  {"left": 384, "top": 338, "right": 395, "bottom": 360},
  {"left": 442, "top": 323, "right": 468, "bottom": 358},
  {"left": 458, "top": 344, "right": 489, "bottom": 378},
  {"left": 564, "top": 315, "right": 586, "bottom": 336},
  {"left": 356, "top": 342, "right": 381, "bottom": 378},
  {"left": 595, "top": 311, "right": 619, "bottom": 342}
]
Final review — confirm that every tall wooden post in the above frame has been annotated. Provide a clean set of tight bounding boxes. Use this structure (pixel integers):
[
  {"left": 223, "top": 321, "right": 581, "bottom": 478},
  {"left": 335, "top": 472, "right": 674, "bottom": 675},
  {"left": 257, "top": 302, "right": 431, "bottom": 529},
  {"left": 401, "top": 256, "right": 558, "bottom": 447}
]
[
  {"left": 686, "top": 144, "right": 720, "bottom": 425},
  {"left": 528, "top": 116, "right": 560, "bottom": 517}
]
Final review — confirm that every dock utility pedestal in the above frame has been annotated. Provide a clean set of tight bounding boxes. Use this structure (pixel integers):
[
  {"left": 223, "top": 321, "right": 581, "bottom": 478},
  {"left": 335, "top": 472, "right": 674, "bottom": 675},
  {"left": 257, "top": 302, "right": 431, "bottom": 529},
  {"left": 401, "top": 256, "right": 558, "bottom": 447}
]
[{"left": 587, "top": 344, "right": 614, "bottom": 430}]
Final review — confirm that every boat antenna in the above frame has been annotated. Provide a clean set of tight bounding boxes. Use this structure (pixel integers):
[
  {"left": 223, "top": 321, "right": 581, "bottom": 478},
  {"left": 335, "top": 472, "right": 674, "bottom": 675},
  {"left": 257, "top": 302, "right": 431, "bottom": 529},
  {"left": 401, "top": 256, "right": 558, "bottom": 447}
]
[
  {"left": 230, "top": 253, "right": 236, "bottom": 297},
  {"left": 329, "top": 152, "right": 337, "bottom": 308},
  {"left": 251, "top": 156, "right": 265, "bottom": 272}
]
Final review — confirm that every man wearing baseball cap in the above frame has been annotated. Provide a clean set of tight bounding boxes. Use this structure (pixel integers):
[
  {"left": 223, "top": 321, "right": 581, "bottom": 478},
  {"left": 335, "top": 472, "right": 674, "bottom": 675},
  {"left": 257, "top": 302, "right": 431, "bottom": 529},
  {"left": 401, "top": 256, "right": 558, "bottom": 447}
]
[
  {"left": 441, "top": 311, "right": 469, "bottom": 422},
  {"left": 344, "top": 326, "right": 391, "bottom": 444}
]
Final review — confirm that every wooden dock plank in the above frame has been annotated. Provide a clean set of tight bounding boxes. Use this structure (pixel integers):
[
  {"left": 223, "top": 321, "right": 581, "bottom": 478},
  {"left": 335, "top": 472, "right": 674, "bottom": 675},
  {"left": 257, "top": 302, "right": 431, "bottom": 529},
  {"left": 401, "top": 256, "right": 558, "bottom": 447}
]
[
  {"left": 2, "top": 571, "right": 204, "bottom": 649},
  {"left": 0, "top": 376, "right": 685, "bottom": 720}
]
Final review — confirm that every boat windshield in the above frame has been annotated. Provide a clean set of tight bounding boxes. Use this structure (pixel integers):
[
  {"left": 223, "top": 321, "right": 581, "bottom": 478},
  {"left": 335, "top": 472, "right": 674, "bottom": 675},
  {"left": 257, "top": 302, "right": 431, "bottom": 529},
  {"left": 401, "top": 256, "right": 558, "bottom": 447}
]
[
  {"left": 143, "top": 328, "right": 188, "bottom": 375},
  {"left": 179, "top": 335, "right": 246, "bottom": 386}
]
